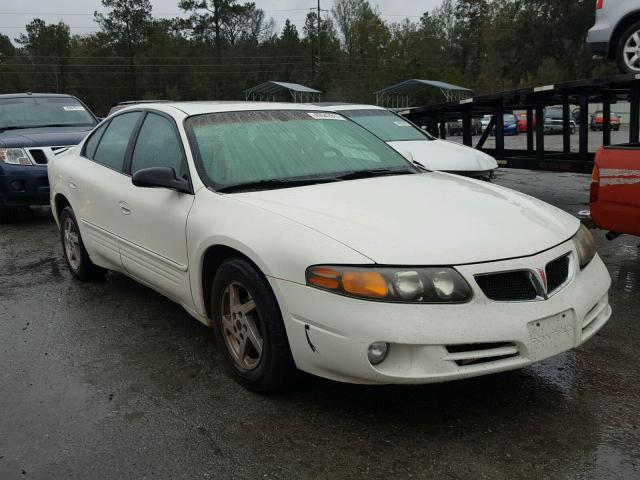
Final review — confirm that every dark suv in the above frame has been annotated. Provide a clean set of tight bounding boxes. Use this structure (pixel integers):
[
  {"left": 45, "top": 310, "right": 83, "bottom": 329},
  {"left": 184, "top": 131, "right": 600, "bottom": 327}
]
[{"left": 0, "top": 93, "right": 97, "bottom": 219}]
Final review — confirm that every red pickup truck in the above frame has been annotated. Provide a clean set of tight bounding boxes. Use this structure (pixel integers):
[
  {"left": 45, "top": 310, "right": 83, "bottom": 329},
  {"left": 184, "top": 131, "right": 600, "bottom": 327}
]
[{"left": 590, "top": 143, "right": 640, "bottom": 238}]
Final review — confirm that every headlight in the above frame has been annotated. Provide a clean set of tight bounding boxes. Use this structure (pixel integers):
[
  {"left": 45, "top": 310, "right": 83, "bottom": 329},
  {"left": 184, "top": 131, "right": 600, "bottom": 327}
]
[
  {"left": 306, "top": 265, "right": 472, "bottom": 303},
  {"left": 0, "top": 148, "right": 32, "bottom": 165},
  {"left": 573, "top": 224, "right": 596, "bottom": 269}
]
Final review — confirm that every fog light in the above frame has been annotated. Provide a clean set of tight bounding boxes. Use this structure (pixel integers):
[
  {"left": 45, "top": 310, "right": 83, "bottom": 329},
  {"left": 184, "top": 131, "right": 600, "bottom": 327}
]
[
  {"left": 367, "top": 342, "right": 389, "bottom": 365},
  {"left": 10, "top": 180, "right": 24, "bottom": 191}
]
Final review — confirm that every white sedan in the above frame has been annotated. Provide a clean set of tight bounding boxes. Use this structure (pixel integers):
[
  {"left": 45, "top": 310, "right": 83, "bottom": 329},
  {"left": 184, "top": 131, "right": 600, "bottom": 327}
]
[
  {"left": 322, "top": 103, "right": 498, "bottom": 179},
  {"left": 49, "top": 102, "right": 611, "bottom": 391}
]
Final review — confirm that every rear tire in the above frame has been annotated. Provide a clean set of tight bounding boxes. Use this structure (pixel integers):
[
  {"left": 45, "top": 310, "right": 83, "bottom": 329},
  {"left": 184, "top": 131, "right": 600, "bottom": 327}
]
[
  {"left": 59, "top": 206, "right": 106, "bottom": 280},
  {"left": 616, "top": 21, "right": 640, "bottom": 74},
  {"left": 211, "top": 258, "right": 296, "bottom": 392}
]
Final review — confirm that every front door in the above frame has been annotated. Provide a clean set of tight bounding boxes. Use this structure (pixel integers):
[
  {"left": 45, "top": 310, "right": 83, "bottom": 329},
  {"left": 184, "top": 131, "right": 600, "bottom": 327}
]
[{"left": 116, "top": 112, "right": 195, "bottom": 308}]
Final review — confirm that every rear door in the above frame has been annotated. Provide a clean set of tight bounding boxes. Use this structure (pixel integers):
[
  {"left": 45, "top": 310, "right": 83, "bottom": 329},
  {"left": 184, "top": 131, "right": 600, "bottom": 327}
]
[
  {"left": 70, "top": 111, "right": 143, "bottom": 269},
  {"left": 117, "top": 111, "right": 195, "bottom": 307}
]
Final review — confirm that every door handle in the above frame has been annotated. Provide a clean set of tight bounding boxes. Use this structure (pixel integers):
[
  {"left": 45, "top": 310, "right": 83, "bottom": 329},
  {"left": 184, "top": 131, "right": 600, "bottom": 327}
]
[
  {"left": 118, "top": 201, "right": 131, "bottom": 215},
  {"left": 68, "top": 180, "right": 77, "bottom": 189}
]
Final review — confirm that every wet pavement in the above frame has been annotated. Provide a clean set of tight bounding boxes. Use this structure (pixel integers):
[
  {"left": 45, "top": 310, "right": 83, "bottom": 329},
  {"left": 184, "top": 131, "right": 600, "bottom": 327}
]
[{"left": 1, "top": 169, "right": 639, "bottom": 479}]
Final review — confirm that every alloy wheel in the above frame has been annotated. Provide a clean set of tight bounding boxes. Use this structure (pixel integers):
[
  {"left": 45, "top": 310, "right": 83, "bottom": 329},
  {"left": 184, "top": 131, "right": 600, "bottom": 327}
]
[
  {"left": 220, "top": 282, "right": 264, "bottom": 370},
  {"left": 623, "top": 30, "right": 640, "bottom": 73},
  {"left": 63, "top": 216, "right": 82, "bottom": 272}
]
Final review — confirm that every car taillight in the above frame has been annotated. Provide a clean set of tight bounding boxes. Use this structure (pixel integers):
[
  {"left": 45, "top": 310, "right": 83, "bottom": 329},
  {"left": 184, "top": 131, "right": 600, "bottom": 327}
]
[
  {"left": 596, "top": 0, "right": 603, "bottom": 9},
  {"left": 590, "top": 165, "right": 600, "bottom": 203}
]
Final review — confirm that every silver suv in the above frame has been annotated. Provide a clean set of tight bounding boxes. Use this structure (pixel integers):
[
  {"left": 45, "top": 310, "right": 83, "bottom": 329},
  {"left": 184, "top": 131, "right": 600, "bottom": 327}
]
[{"left": 587, "top": 0, "right": 640, "bottom": 74}]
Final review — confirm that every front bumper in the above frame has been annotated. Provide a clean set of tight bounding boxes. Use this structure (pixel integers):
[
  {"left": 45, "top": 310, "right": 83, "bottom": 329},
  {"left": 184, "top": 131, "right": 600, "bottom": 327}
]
[
  {"left": 0, "top": 164, "right": 50, "bottom": 206},
  {"left": 587, "top": 41, "right": 609, "bottom": 57},
  {"left": 270, "top": 241, "right": 611, "bottom": 384}
]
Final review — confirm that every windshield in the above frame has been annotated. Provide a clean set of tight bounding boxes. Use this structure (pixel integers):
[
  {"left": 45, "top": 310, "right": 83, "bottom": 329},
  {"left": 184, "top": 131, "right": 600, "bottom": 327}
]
[
  {"left": 339, "top": 109, "right": 431, "bottom": 142},
  {"left": 0, "top": 97, "right": 96, "bottom": 131},
  {"left": 503, "top": 114, "right": 517, "bottom": 123},
  {"left": 546, "top": 109, "right": 563, "bottom": 119},
  {"left": 186, "top": 110, "right": 416, "bottom": 191}
]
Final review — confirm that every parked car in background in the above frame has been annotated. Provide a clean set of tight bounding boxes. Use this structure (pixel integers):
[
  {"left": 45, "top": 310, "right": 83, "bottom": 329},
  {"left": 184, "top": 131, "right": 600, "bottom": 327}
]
[
  {"left": 590, "top": 143, "right": 640, "bottom": 237},
  {"left": 516, "top": 113, "right": 536, "bottom": 133},
  {"left": 590, "top": 111, "right": 621, "bottom": 131},
  {"left": 480, "top": 115, "right": 492, "bottom": 129},
  {"left": 446, "top": 118, "right": 482, "bottom": 136},
  {"left": 49, "top": 101, "right": 611, "bottom": 391},
  {"left": 0, "top": 93, "right": 97, "bottom": 220},
  {"left": 544, "top": 107, "right": 577, "bottom": 134},
  {"left": 322, "top": 104, "right": 497, "bottom": 179},
  {"left": 587, "top": 0, "right": 640, "bottom": 73},
  {"left": 491, "top": 113, "right": 519, "bottom": 136}
]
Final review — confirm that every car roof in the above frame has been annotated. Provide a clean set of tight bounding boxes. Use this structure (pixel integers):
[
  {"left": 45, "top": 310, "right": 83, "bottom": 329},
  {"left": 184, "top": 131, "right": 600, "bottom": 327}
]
[
  {"left": 114, "top": 101, "right": 348, "bottom": 117},
  {"left": 0, "top": 92, "right": 79, "bottom": 99}
]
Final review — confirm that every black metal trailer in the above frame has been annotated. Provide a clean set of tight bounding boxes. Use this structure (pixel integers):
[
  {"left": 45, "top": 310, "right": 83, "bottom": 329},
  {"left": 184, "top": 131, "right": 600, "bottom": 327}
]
[{"left": 402, "top": 73, "right": 640, "bottom": 173}]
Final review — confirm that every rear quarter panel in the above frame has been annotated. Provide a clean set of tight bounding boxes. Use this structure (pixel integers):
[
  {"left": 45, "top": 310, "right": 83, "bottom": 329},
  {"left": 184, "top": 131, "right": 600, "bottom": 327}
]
[{"left": 591, "top": 145, "right": 640, "bottom": 236}]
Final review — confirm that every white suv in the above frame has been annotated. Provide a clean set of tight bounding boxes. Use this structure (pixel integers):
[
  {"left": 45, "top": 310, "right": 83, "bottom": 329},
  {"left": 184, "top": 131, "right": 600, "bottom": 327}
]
[{"left": 587, "top": 0, "right": 640, "bottom": 73}]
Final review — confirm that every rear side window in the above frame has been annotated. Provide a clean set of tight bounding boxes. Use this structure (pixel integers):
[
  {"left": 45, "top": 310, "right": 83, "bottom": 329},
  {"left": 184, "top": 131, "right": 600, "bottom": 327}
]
[
  {"left": 93, "top": 112, "right": 141, "bottom": 171},
  {"left": 83, "top": 122, "right": 108, "bottom": 159},
  {"left": 130, "top": 113, "right": 184, "bottom": 176}
]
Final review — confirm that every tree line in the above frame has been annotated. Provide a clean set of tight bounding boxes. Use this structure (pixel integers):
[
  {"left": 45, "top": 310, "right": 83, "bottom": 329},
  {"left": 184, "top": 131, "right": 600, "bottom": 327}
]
[{"left": 0, "top": 0, "right": 614, "bottom": 115}]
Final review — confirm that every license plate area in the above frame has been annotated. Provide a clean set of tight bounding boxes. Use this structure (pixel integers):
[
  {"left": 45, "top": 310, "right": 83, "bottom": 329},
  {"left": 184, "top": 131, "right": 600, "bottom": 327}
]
[{"left": 527, "top": 310, "right": 576, "bottom": 360}]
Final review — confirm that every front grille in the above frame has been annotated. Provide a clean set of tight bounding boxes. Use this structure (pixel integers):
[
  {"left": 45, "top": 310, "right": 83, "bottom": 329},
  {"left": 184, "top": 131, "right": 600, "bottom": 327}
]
[
  {"left": 475, "top": 271, "right": 537, "bottom": 301},
  {"left": 545, "top": 254, "right": 570, "bottom": 293},
  {"left": 29, "top": 149, "right": 48, "bottom": 164}
]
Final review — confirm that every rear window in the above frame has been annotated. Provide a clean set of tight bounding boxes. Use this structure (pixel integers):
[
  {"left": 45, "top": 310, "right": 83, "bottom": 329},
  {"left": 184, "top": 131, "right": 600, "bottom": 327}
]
[{"left": 0, "top": 96, "right": 96, "bottom": 131}]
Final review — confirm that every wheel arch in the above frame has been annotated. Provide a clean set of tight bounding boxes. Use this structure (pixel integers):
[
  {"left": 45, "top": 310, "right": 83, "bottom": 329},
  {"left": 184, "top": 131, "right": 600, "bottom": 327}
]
[
  {"left": 609, "top": 10, "right": 640, "bottom": 59},
  {"left": 53, "top": 193, "right": 71, "bottom": 226},
  {"left": 199, "top": 244, "right": 270, "bottom": 321}
]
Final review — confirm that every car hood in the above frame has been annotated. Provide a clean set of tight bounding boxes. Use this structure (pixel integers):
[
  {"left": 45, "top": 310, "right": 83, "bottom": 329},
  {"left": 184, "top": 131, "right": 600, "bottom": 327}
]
[
  {"left": 232, "top": 172, "right": 579, "bottom": 265},
  {"left": 0, "top": 126, "right": 94, "bottom": 148},
  {"left": 387, "top": 139, "right": 498, "bottom": 172}
]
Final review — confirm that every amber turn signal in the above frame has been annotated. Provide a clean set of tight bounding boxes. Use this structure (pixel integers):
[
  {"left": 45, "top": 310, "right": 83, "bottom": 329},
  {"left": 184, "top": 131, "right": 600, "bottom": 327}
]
[
  {"left": 342, "top": 271, "right": 389, "bottom": 298},
  {"left": 307, "top": 266, "right": 340, "bottom": 289}
]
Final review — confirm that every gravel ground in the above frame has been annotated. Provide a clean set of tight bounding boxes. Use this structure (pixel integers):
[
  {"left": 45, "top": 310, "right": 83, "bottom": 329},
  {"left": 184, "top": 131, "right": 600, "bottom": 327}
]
[{"left": 1, "top": 169, "right": 639, "bottom": 479}]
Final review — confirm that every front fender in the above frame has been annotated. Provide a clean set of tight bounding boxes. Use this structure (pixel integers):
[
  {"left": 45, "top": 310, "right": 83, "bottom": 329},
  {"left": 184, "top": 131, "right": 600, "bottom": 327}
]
[{"left": 186, "top": 191, "right": 371, "bottom": 318}]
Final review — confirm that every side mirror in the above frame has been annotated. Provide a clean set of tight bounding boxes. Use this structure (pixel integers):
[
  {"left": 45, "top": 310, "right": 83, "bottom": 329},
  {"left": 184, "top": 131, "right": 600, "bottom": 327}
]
[{"left": 132, "top": 167, "right": 190, "bottom": 193}]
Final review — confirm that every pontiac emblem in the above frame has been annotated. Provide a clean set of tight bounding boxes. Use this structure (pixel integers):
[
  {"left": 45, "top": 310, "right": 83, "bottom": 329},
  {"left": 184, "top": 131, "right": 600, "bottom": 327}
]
[{"left": 537, "top": 268, "right": 548, "bottom": 293}]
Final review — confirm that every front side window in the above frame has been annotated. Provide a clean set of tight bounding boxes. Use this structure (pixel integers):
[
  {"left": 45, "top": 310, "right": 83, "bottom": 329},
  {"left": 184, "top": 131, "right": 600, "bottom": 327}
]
[
  {"left": 0, "top": 96, "right": 96, "bottom": 131},
  {"left": 130, "top": 113, "right": 184, "bottom": 176},
  {"left": 186, "top": 110, "right": 415, "bottom": 190},
  {"left": 340, "top": 109, "right": 430, "bottom": 142},
  {"left": 93, "top": 112, "right": 142, "bottom": 171}
]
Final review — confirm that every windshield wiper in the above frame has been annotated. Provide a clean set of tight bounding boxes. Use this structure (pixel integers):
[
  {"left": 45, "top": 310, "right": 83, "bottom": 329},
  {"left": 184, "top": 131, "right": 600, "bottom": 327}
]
[
  {"left": 217, "top": 177, "right": 338, "bottom": 193},
  {"left": 333, "top": 168, "right": 416, "bottom": 181}
]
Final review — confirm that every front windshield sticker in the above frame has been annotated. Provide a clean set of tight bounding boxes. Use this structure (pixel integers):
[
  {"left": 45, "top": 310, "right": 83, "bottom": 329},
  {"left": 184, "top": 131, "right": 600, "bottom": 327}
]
[
  {"left": 62, "top": 105, "right": 85, "bottom": 111},
  {"left": 307, "top": 112, "right": 346, "bottom": 121},
  {"left": 394, "top": 120, "right": 411, "bottom": 127}
]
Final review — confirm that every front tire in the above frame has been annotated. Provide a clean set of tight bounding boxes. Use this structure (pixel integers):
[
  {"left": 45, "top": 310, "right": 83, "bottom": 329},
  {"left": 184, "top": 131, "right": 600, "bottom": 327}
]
[
  {"left": 59, "top": 206, "right": 105, "bottom": 280},
  {"left": 211, "top": 258, "right": 296, "bottom": 392},
  {"left": 617, "top": 21, "right": 640, "bottom": 74}
]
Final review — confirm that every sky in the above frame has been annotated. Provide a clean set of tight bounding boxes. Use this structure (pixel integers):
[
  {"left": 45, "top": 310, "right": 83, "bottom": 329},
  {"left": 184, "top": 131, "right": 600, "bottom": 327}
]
[{"left": 0, "top": 0, "right": 442, "bottom": 42}]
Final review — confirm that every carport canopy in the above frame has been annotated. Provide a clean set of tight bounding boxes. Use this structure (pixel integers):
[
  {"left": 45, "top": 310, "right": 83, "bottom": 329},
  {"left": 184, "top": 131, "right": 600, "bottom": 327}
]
[
  {"left": 375, "top": 79, "right": 472, "bottom": 108},
  {"left": 244, "top": 81, "right": 322, "bottom": 103}
]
